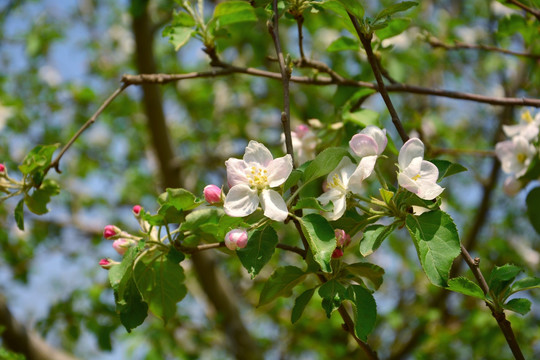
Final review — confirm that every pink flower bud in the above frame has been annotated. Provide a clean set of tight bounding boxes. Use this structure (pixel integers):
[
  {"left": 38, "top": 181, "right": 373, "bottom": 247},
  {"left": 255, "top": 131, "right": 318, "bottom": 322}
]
[
  {"left": 335, "top": 229, "right": 351, "bottom": 247},
  {"left": 99, "top": 258, "right": 115, "bottom": 269},
  {"left": 103, "top": 225, "right": 119, "bottom": 239},
  {"left": 112, "top": 239, "right": 132, "bottom": 255},
  {"left": 296, "top": 124, "right": 310, "bottom": 138},
  {"left": 0, "top": 164, "right": 5, "bottom": 173},
  {"left": 332, "top": 248, "right": 344, "bottom": 259},
  {"left": 204, "top": 184, "right": 222, "bottom": 204},
  {"left": 132, "top": 205, "right": 142, "bottom": 215},
  {"left": 224, "top": 228, "right": 248, "bottom": 250}
]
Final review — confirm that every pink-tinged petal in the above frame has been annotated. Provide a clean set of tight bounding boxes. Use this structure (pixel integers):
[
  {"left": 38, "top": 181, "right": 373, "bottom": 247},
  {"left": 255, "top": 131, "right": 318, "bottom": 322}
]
[
  {"left": 244, "top": 141, "right": 273, "bottom": 167},
  {"left": 224, "top": 184, "right": 259, "bottom": 217},
  {"left": 225, "top": 158, "right": 249, "bottom": 188},
  {"left": 328, "top": 194, "right": 347, "bottom": 221},
  {"left": 348, "top": 155, "right": 377, "bottom": 194},
  {"left": 398, "top": 138, "right": 425, "bottom": 168},
  {"left": 361, "top": 126, "right": 387, "bottom": 155},
  {"left": 397, "top": 172, "right": 420, "bottom": 194},
  {"left": 224, "top": 228, "right": 248, "bottom": 250},
  {"left": 349, "top": 134, "right": 378, "bottom": 157},
  {"left": 267, "top": 154, "right": 293, "bottom": 187},
  {"left": 416, "top": 180, "right": 444, "bottom": 200},
  {"left": 260, "top": 189, "right": 289, "bottom": 221},
  {"left": 419, "top": 160, "right": 440, "bottom": 183}
]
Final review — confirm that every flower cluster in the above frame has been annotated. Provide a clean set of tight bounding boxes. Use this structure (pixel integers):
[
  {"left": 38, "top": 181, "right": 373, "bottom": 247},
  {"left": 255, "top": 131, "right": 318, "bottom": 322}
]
[
  {"left": 0, "top": 164, "right": 23, "bottom": 198},
  {"left": 495, "top": 110, "right": 539, "bottom": 195}
]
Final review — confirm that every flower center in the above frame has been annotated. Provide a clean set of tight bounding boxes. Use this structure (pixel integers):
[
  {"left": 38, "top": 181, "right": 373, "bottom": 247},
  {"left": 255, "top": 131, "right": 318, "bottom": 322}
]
[
  {"left": 247, "top": 166, "right": 269, "bottom": 189},
  {"left": 516, "top": 153, "right": 527, "bottom": 164},
  {"left": 412, "top": 174, "right": 422, "bottom": 181},
  {"left": 328, "top": 173, "right": 348, "bottom": 193},
  {"left": 522, "top": 111, "right": 533, "bottom": 124}
]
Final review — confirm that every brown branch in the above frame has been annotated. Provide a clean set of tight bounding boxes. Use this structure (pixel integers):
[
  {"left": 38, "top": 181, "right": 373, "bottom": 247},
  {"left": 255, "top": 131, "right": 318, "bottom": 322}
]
[
  {"left": 45, "top": 84, "right": 128, "bottom": 175},
  {"left": 269, "top": 0, "right": 295, "bottom": 165},
  {"left": 276, "top": 243, "right": 307, "bottom": 257},
  {"left": 427, "top": 36, "right": 540, "bottom": 60},
  {"left": 506, "top": 0, "right": 540, "bottom": 21},
  {"left": 296, "top": 15, "right": 305, "bottom": 60},
  {"left": 349, "top": 14, "right": 409, "bottom": 143}
]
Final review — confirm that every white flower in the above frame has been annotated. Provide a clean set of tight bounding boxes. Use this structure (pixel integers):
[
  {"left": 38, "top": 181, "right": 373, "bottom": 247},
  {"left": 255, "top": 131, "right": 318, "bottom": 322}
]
[
  {"left": 224, "top": 141, "right": 292, "bottom": 222},
  {"left": 282, "top": 124, "right": 318, "bottom": 166},
  {"left": 495, "top": 136, "right": 536, "bottom": 178},
  {"left": 397, "top": 138, "right": 444, "bottom": 200},
  {"left": 502, "top": 110, "right": 540, "bottom": 141},
  {"left": 348, "top": 125, "right": 387, "bottom": 180},
  {"left": 317, "top": 157, "right": 371, "bottom": 221}
]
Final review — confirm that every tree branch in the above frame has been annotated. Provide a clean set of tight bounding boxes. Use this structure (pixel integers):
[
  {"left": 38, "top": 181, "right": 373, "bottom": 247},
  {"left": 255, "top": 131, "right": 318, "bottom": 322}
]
[{"left": 506, "top": 0, "right": 540, "bottom": 21}]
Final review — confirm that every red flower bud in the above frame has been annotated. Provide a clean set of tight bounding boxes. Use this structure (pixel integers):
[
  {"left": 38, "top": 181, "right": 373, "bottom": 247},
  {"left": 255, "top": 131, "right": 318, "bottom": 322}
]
[
  {"left": 99, "top": 258, "right": 114, "bottom": 269},
  {"left": 132, "top": 205, "right": 142, "bottom": 215},
  {"left": 0, "top": 164, "right": 5, "bottom": 173},
  {"left": 332, "top": 248, "right": 344, "bottom": 259},
  {"left": 204, "top": 184, "right": 222, "bottom": 204},
  {"left": 103, "top": 225, "right": 118, "bottom": 239}
]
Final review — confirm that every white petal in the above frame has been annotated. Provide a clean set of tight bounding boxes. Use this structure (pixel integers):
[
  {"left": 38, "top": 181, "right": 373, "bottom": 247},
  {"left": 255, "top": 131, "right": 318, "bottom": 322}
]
[
  {"left": 333, "top": 156, "right": 357, "bottom": 186},
  {"left": 260, "top": 189, "right": 289, "bottom": 221},
  {"left": 397, "top": 172, "right": 420, "bottom": 195},
  {"left": 402, "top": 157, "right": 423, "bottom": 179},
  {"left": 225, "top": 158, "right": 249, "bottom": 188},
  {"left": 398, "top": 138, "right": 425, "bottom": 168},
  {"left": 348, "top": 155, "right": 377, "bottom": 194},
  {"left": 416, "top": 180, "right": 444, "bottom": 200},
  {"left": 224, "top": 184, "right": 259, "bottom": 217},
  {"left": 266, "top": 154, "right": 293, "bottom": 187},
  {"left": 419, "top": 160, "right": 439, "bottom": 183},
  {"left": 244, "top": 141, "right": 273, "bottom": 167},
  {"left": 361, "top": 126, "right": 387, "bottom": 155},
  {"left": 349, "top": 134, "right": 378, "bottom": 157},
  {"left": 325, "top": 194, "right": 347, "bottom": 221},
  {"left": 318, "top": 188, "right": 342, "bottom": 205}
]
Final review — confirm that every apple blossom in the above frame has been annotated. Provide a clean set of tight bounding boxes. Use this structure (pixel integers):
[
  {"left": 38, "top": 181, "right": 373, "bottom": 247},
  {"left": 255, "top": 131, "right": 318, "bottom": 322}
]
[
  {"left": 204, "top": 184, "right": 222, "bottom": 204},
  {"left": 502, "top": 110, "right": 540, "bottom": 141},
  {"left": 397, "top": 138, "right": 444, "bottom": 200},
  {"left": 495, "top": 136, "right": 536, "bottom": 178},
  {"left": 112, "top": 239, "right": 133, "bottom": 255},
  {"left": 132, "top": 204, "right": 142, "bottom": 216},
  {"left": 503, "top": 176, "right": 522, "bottom": 197},
  {"left": 317, "top": 157, "right": 372, "bottom": 221},
  {"left": 335, "top": 229, "right": 351, "bottom": 247},
  {"left": 349, "top": 126, "right": 387, "bottom": 181},
  {"left": 103, "top": 225, "right": 120, "bottom": 239},
  {"left": 287, "top": 124, "right": 318, "bottom": 165},
  {"left": 224, "top": 141, "right": 292, "bottom": 222},
  {"left": 224, "top": 229, "right": 248, "bottom": 250}
]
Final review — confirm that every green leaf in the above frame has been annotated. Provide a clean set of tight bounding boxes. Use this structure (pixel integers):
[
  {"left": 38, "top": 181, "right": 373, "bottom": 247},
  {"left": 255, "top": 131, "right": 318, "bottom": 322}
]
[
  {"left": 181, "top": 208, "right": 222, "bottom": 232},
  {"left": 447, "top": 277, "right": 485, "bottom": 300},
  {"left": 336, "top": 0, "right": 364, "bottom": 19},
  {"left": 303, "top": 147, "right": 350, "bottom": 184},
  {"left": 503, "top": 298, "right": 531, "bottom": 315},
  {"left": 292, "top": 197, "right": 333, "bottom": 212},
  {"left": 510, "top": 277, "right": 540, "bottom": 295},
  {"left": 341, "top": 262, "right": 385, "bottom": 290},
  {"left": 258, "top": 266, "right": 306, "bottom": 306},
  {"left": 375, "top": 1, "right": 417, "bottom": 21},
  {"left": 24, "top": 179, "right": 60, "bottom": 215},
  {"left": 430, "top": 159, "right": 468, "bottom": 181},
  {"left": 526, "top": 187, "right": 540, "bottom": 235},
  {"left": 14, "top": 199, "right": 24, "bottom": 231},
  {"left": 346, "top": 285, "right": 377, "bottom": 341},
  {"left": 327, "top": 36, "right": 359, "bottom": 52},
  {"left": 360, "top": 223, "right": 396, "bottom": 256},
  {"left": 109, "top": 246, "right": 141, "bottom": 299},
  {"left": 212, "top": 1, "right": 257, "bottom": 26},
  {"left": 18, "top": 144, "right": 59, "bottom": 176},
  {"left": 237, "top": 226, "right": 278, "bottom": 278},
  {"left": 284, "top": 169, "right": 303, "bottom": 192},
  {"left": 134, "top": 249, "right": 187, "bottom": 323},
  {"left": 116, "top": 277, "right": 148, "bottom": 332},
  {"left": 406, "top": 211, "right": 461, "bottom": 287},
  {"left": 299, "top": 214, "right": 337, "bottom": 273},
  {"left": 158, "top": 188, "right": 202, "bottom": 211},
  {"left": 291, "top": 288, "right": 316, "bottom": 324},
  {"left": 375, "top": 18, "right": 411, "bottom": 41},
  {"left": 488, "top": 264, "right": 521, "bottom": 298},
  {"left": 343, "top": 109, "right": 380, "bottom": 127},
  {"left": 163, "top": 25, "right": 194, "bottom": 51},
  {"left": 379, "top": 188, "right": 394, "bottom": 204},
  {"left": 319, "top": 279, "right": 347, "bottom": 318}
]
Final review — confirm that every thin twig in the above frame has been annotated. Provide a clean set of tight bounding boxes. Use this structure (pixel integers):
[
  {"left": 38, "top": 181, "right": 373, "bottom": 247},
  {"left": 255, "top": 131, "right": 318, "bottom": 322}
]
[
  {"left": 506, "top": 0, "right": 540, "bottom": 21},
  {"left": 296, "top": 15, "right": 305, "bottom": 60},
  {"left": 427, "top": 36, "right": 540, "bottom": 60},
  {"left": 276, "top": 243, "right": 306, "bottom": 257},
  {"left": 45, "top": 84, "right": 129, "bottom": 175},
  {"left": 269, "top": 0, "right": 295, "bottom": 165},
  {"left": 348, "top": 13, "right": 409, "bottom": 143}
]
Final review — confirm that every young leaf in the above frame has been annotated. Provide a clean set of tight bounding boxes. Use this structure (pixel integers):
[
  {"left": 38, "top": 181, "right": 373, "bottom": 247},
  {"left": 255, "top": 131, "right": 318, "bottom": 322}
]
[
  {"left": 340, "top": 262, "right": 385, "bottom": 290},
  {"left": 406, "top": 211, "right": 461, "bottom": 287},
  {"left": 318, "top": 279, "right": 347, "bottom": 318},
  {"left": 327, "top": 36, "right": 359, "bottom": 52},
  {"left": 346, "top": 285, "right": 377, "bottom": 341},
  {"left": 18, "top": 144, "right": 59, "bottom": 176},
  {"left": 360, "top": 223, "right": 396, "bottom": 256},
  {"left": 134, "top": 249, "right": 187, "bottom": 323},
  {"left": 163, "top": 25, "right": 194, "bottom": 51},
  {"left": 14, "top": 199, "right": 25, "bottom": 231},
  {"left": 510, "top": 277, "right": 540, "bottom": 295},
  {"left": 336, "top": 0, "right": 364, "bottom": 19},
  {"left": 488, "top": 264, "right": 521, "bottom": 298},
  {"left": 158, "top": 188, "right": 202, "bottom": 211},
  {"left": 109, "top": 246, "right": 142, "bottom": 299},
  {"left": 292, "top": 197, "right": 333, "bottom": 212},
  {"left": 375, "top": 18, "right": 411, "bottom": 41},
  {"left": 258, "top": 266, "right": 306, "bottom": 306},
  {"left": 375, "top": 1, "right": 417, "bottom": 21},
  {"left": 447, "top": 277, "right": 485, "bottom": 300},
  {"left": 291, "top": 288, "right": 316, "bottom": 324},
  {"left": 299, "top": 214, "right": 337, "bottom": 273},
  {"left": 181, "top": 208, "right": 222, "bottom": 232},
  {"left": 303, "top": 147, "right": 350, "bottom": 184},
  {"left": 212, "top": 1, "right": 257, "bottom": 27},
  {"left": 284, "top": 169, "right": 303, "bottom": 192},
  {"left": 503, "top": 298, "right": 532, "bottom": 315},
  {"left": 343, "top": 109, "right": 380, "bottom": 127},
  {"left": 237, "top": 226, "right": 278, "bottom": 278},
  {"left": 24, "top": 179, "right": 60, "bottom": 215},
  {"left": 526, "top": 187, "right": 540, "bottom": 235},
  {"left": 430, "top": 159, "right": 468, "bottom": 181},
  {"left": 117, "top": 277, "right": 148, "bottom": 332}
]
